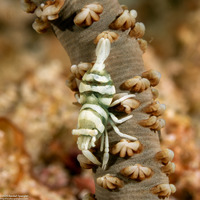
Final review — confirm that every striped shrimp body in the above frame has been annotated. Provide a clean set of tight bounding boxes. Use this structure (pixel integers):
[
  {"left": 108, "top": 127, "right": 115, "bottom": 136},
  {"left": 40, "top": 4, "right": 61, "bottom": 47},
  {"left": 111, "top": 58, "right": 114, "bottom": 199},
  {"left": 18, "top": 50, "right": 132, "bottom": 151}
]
[{"left": 72, "top": 38, "right": 137, "bottom": 169}]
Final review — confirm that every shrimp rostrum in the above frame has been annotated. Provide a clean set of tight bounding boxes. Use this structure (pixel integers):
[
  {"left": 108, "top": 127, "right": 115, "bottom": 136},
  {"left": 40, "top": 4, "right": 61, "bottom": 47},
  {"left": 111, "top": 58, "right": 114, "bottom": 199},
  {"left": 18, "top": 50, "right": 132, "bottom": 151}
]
[{"left": 72, "top": 36, "right": 137, "bottom": 170}]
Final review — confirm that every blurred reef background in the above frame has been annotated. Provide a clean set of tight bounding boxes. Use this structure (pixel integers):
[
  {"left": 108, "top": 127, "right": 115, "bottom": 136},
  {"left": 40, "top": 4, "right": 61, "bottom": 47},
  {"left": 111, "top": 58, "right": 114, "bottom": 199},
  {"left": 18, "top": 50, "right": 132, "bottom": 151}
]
[{"left": 0, "top": 0, "right": 199, "bottom": 199}]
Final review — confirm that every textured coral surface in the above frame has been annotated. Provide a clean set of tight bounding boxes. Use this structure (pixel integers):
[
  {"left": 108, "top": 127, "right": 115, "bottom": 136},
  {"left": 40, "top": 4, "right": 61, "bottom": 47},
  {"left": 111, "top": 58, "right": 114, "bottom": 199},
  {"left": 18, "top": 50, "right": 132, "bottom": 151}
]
[{"left": 0, "top": 0, "right": 199, "bottom": 199}]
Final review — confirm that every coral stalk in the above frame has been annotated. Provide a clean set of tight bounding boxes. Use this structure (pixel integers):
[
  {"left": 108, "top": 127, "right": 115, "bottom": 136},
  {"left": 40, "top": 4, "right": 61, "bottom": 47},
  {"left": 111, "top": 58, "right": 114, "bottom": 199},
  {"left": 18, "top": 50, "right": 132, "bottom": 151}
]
[{"left": 29, "top": 0, "right": 171, "bottom": 199}]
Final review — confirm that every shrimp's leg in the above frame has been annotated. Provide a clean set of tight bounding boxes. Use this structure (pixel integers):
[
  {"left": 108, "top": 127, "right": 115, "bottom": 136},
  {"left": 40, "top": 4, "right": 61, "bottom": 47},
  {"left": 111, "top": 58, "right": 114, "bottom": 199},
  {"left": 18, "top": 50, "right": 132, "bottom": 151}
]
[
  {"left": 102, "top": 130, "right": 109, "bottom": 170},
  {"left": 109, "top": 112, "right": 133, "bottom": 124},
  {"left": 110, "top": 94, "right": 136, "bottom": 107},
  {"left": 109, "top": 119, "right": 137, "bottom": 141},
  {"left": 82, "top": 150, "right": 101, "bottom": 166}
]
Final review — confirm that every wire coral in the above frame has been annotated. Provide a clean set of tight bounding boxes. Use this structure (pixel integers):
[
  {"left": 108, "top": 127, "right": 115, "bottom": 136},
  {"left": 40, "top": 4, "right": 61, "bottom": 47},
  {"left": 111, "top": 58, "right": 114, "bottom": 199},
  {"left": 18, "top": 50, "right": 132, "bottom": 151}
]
[
  {"left": 21, "top": 0, "right": 37, "bottom": 13},
  {"left": 156, "top": 149, "right": 174, "bottom": 165},
  {"left": 111, "top": 139, "right": 141, "bottom": 157},
  {"left": 30, "top": 0, "right": 65, "bottom": 33},
  {"left": 129, "top": 22, "right": 145, "bottom": 38},
  {"left": 139, "top": 116, "right": 165, "bottom": 131},
  {"left": 74, "top": 3, "right": 103, "bottom": 27},
  {"left": 19, "top": 0, "right": 180, "bottom": 199},
  {"left": 143, "top": 101, "right": 166, "bottom": 116},
  {"left": 151, "top": 183, "right": 176, "bottom": 198},
  {"left": 110, "top": 93, "right": 140, "bottom": 114},
  {"left": 96, "top": 174, "right": 124, "bottom": 190},
  {"left": 94, "top": 31, "right": 119, "bottom": 44},
  {"left": 109, "top": 7, "right": 137, "bottom": 30},
  {"left": 120, "top": 76, "right": 150, "bottom": 93},
  {"left": 120, "top": 164, "right": 152, "bottom": 181}
]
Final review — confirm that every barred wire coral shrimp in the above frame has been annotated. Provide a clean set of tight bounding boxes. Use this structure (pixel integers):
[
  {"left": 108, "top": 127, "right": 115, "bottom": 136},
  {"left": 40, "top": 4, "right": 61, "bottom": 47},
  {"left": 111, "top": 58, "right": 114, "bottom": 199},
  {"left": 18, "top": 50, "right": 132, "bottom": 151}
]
[{"left": 72, "top": 36, "right": 138, "bottom": 170}]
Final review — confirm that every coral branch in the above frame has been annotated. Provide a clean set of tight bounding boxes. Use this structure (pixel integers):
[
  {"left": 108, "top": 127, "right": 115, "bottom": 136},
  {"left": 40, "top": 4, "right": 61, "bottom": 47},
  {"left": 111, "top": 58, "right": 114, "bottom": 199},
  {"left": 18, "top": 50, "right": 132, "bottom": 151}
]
[
  {"left": 120, "top": 164, "right": 152, "bottom": 181},
  {"left": 97, "top": 174, "right": 124, "bottom": 190},
  {"left": 111, "top": 139, "right": 141, "bottom": 157},
  {"left": 22, "top": 0, "right": 172, "bottom": 199},
  {"left": 74, "top": 3, "right": 103, "bottom": 27}
]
